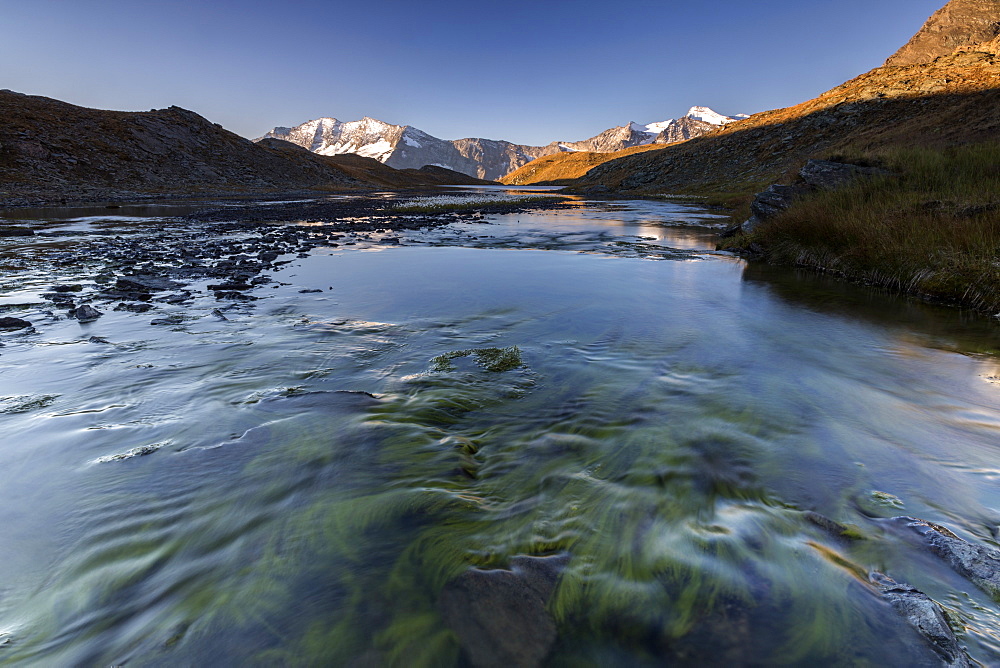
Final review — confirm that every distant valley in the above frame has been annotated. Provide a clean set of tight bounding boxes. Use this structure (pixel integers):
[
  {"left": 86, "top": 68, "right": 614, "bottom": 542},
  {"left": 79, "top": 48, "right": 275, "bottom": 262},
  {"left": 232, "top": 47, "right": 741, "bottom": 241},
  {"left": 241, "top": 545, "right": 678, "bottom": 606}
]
[{"left": 257, "top": 107, "right": 747, "bottom": 181}]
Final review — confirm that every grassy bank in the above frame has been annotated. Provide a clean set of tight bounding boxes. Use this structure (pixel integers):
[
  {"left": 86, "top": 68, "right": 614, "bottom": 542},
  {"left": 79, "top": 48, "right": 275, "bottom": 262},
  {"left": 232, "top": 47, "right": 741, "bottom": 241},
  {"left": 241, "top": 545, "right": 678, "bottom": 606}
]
[{"left": 730, "top": 142, "right": 1000, "bottom": 314}]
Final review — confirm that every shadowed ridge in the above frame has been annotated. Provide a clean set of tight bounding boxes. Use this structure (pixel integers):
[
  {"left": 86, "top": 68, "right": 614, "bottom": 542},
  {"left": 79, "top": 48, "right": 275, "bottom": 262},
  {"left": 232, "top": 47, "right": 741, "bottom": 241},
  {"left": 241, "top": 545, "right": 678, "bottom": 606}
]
[
  {"left": 258, "top": 138, "right": 496, "bottom": 188},
  {"left": 0, "top": 91, "right": 491, "bottom": 204}
]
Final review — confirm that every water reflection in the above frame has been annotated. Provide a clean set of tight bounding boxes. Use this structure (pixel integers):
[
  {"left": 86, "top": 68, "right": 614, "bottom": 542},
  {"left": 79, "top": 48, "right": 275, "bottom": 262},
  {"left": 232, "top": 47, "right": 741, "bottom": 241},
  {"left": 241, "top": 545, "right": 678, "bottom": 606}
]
[
  {"left": 742, "top": 261, "right": 1000, "bottom": 356},
  {"left": 0, "top": 199, "right": 999, "bottom": 665}
]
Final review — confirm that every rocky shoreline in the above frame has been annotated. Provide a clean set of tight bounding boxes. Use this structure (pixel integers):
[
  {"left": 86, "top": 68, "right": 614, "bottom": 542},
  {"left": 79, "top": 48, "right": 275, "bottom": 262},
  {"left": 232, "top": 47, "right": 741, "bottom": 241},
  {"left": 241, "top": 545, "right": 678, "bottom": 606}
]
[{"left": 0, "top": 194, "right": 575, "bottom": 337}]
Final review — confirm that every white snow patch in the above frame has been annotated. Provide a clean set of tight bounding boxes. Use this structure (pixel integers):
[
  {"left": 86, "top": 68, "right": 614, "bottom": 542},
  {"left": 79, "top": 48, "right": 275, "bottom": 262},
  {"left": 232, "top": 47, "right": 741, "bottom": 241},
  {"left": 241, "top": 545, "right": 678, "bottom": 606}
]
[
  {"left": 403, "top": 135, "right": 422, "bottom": 148},
  {"left": 630, "top": 120, "right": 672, "bottom": 135},
  {"left": 686, "top": 106, "right": 745, "bottom": 125},
  {"left": 356, "top": 140, "right": 394, "bottom": 159}
]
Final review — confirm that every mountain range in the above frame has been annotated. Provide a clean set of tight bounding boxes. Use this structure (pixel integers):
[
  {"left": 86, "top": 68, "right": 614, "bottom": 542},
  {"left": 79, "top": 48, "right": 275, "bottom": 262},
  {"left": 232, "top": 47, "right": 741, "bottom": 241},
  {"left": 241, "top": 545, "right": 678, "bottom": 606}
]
[
  {"left": 2, "top": 0, "right": 996, "bottom": 211},
  {"left": 0, "top": 91, "right": 491, "bottom": 206},
  {"left": 502, "top": 0, "right": 1000, "bottom": 191},
  {"left": 257, "top": 107, "right": 746, "bottom": 181}
]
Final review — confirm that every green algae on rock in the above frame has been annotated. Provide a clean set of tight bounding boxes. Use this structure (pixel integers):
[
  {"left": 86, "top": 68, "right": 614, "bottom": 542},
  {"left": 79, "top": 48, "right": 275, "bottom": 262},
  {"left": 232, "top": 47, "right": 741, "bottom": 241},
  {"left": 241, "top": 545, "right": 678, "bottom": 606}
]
[{"left": 432, "top": 346, "right": 524, "bottom": 373}]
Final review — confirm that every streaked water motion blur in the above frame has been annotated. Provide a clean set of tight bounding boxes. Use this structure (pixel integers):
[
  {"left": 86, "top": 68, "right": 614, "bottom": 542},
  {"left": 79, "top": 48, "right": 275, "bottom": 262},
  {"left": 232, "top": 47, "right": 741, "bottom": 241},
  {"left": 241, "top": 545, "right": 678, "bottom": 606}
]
[{"left": 1, "top": 194, "right": 999, "bottom": 665}]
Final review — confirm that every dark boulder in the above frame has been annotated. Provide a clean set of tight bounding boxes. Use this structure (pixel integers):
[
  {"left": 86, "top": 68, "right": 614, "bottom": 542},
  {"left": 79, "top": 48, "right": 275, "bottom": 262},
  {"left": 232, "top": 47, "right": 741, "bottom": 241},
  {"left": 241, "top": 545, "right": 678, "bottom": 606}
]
[
  {"left": 751, "top": 184, "right": 810, "bottom": 220},
  {"left": 720, "top": 160, "right": 891, "bottom": 238},
  {"left": 799, "top": 159, "right": 888, "bottom": 191},
  {"left": 721, "top": 184, "right": 810, "bottom": 237},
  {"left": 257, "top": 250, "right": 280, "bottom": 263},
  {"left": 870, "top": 572, "right": 971, "bottom": 667},
  {"left": 0, "top": 316, "right": 32, "bottom": 330},
  {"left": 71, "top": 305, "right": 102, "bottom": 322}
]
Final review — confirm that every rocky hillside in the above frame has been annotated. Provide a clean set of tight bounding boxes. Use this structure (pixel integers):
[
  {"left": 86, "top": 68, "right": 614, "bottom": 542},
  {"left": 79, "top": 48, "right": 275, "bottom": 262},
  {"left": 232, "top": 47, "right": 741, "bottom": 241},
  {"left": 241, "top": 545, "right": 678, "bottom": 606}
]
[
  {"left": 515, "top": 1, "right": 1000, "bottom": 194},
  {"left": 0, "top": 91, "right": 484, "bottom": 205},
  {"left": 654, "top": 117, "right": 717, "bottom": 144},
  {"left": 556, "top": 123, "right": 656, "bottom": 153},
  {"left": 260, "top": 107, "right": 741, "bottom": 181},
  {"left": 886, "top": 0, "right": 1000, "bottom": 65}
]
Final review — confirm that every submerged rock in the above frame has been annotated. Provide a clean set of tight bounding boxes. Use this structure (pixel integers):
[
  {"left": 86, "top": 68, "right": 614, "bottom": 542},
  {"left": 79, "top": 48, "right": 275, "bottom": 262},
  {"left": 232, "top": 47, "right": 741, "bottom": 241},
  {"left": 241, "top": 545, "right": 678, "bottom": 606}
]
[
  {"left": 42, "top": 292, "right": 76, "bottom": 308},
  {"left": 93, "top": 442, "right": 166, "bottom": 463},
  {"left": 895, "top": 516, "right": 1000, "bottom": 601},
  {"left": 0, "top": 316, "right": 32, "bottom": 330},
  {"left": 804, "top": 510, "right": 866, "bottom": 540},
  {"left": 150, "top": 315, "right": 184, "bottom": 326},
  {"left": 870, "top": 572, "right": 971, "bottom": 667},
  {"left": 432, "top": 346, "right": 524, "bottom": 373},
  {"left": 440, "top": 554, "right": 569, "bottom": 668},
  {"left": 214, "top": 290, "right": 257, "bottom": 301}
]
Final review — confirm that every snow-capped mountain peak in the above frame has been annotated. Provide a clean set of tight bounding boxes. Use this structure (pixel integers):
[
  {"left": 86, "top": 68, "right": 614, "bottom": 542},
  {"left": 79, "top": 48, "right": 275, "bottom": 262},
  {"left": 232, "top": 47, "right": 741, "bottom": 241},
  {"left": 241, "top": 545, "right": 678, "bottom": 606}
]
[
  {"left": 685, "top": 106, "right": 749, "bottom": 125},
  {"left": 626, "top": 107, "right": 746, "bottom": 146},
  {"left": 258, "top": 105, "right": 752, "bottom": 180}
]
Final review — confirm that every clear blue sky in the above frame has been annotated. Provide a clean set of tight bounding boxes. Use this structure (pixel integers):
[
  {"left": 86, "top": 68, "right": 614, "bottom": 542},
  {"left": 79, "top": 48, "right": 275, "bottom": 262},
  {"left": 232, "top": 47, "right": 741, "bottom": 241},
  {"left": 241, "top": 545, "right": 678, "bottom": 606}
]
[{"left": 1, "top": 0, "right": 943, "bottom": 146}]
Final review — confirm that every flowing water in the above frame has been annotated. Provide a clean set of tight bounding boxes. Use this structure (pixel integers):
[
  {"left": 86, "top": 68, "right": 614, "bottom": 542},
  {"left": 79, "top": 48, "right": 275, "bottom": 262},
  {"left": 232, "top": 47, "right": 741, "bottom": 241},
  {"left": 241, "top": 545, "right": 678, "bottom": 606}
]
[{"left": 1, "top": 194, "right": 1000, "bottom": 665}]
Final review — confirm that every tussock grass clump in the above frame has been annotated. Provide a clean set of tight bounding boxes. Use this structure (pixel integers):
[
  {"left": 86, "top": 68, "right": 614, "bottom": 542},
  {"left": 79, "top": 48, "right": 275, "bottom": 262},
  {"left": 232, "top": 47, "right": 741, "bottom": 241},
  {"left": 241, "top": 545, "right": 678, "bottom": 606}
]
[{"left": 747, "top": 142, "right": 1000, "bottom": 313}]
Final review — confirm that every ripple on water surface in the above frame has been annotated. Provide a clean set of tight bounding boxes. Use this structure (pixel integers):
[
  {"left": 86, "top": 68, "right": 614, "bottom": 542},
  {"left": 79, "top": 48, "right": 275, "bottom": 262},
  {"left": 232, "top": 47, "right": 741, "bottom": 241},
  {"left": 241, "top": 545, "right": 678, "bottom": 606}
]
[{"left": 1, "top": 202, "right": 1000, "bottom": 665}]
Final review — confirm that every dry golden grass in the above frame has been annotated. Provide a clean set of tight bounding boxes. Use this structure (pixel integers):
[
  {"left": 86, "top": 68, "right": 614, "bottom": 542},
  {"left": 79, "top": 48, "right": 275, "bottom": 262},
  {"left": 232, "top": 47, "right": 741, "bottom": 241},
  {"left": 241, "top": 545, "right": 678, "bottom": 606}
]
[{"left": 736, "top": 142, "right": 1000, "bottom": 313}]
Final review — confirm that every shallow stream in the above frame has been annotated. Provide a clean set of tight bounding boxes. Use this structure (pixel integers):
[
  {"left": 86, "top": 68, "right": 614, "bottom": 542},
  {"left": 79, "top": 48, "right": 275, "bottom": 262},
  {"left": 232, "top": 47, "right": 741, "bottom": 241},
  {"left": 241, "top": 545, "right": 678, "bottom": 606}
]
[{"left": 1, "top": 194, "right": 1000, "bottom": 665}]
